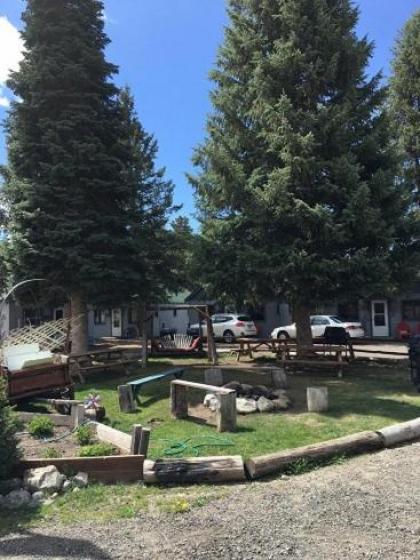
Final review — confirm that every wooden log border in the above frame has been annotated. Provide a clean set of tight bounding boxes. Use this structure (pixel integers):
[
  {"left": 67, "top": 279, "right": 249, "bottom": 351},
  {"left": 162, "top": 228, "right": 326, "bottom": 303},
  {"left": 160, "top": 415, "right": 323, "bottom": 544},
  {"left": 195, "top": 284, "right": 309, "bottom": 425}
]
[{"left": 19, "top": 455, "right": 144, "bottom": 483}]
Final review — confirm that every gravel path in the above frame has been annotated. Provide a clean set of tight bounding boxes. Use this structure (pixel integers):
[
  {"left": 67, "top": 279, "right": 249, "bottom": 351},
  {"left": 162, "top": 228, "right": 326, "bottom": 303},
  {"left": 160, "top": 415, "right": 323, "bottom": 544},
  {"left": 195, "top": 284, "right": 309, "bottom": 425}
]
[{"left": 1, "top": 443, "right": 420, "bottom": 559}]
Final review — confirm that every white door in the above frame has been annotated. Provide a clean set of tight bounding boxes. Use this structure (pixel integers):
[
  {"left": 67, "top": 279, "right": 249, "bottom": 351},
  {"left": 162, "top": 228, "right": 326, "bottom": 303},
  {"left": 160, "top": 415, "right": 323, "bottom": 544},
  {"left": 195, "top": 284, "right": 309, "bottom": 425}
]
[
  {"left": 371, "top": 300, "right": 389, "bottom": 337},
  {"left": 111, "top": 308, "right": 122, "bottom": 338}
]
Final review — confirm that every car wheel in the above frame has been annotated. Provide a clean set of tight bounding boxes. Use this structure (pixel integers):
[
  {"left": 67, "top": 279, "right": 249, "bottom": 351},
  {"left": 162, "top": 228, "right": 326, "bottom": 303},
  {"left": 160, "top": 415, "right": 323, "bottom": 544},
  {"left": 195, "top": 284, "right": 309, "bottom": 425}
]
[
  {"left": 223, "top": 330, "right": 235, "bottom": 344},
  {"left": 277, "top": 331, "right": 289, "bottom": 340}
]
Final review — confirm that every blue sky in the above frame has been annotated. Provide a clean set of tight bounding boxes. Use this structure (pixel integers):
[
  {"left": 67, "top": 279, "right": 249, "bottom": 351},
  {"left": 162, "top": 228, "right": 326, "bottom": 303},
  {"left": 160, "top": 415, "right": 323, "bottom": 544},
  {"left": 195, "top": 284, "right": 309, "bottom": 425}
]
[{"left": 0, "top": 0, "right": 419, "bottom": 227}]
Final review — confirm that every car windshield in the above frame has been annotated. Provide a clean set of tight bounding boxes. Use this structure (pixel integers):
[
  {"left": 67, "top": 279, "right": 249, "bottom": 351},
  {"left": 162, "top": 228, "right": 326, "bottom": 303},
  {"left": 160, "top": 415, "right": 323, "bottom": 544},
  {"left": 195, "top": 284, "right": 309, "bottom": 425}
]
[
  {"left": 330, "top": 316, "right": 343, "bottom": 324},
  {"left": 237, "top": 315, "right": 252, "bottom": 322}
]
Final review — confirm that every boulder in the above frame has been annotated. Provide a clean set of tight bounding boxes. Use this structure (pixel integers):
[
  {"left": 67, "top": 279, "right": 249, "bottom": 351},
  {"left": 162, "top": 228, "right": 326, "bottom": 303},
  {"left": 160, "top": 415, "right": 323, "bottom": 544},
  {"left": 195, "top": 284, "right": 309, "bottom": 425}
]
[
  {"left": 63, "top": 480, "right": 72, "bottom": 492},
  {"left": 257, "top": 396, "right": 276, "bottom": 413},
  {"left": 203, "top": 393, "right": 219, "bottom": 411},
  {"left": 264, "top": 367, "right": 288, "bottom": 389},
  {"left": 272, "top": 397, "right": 291, "bottom": 410},
  {"left": 238, "top": 384, "right": 254, "bottom": 398},
  {"left": 254, "top": 385, "right": 271, "bottom": 399},
  {"left": 236, "top": 398, "right": 258, "bottom": 414},
  {"left": 223, "top": 381, "right": 241, "bottom": 393},
  {"left": 0, "top": 478, "right": 22, "bottom": 494},
  {"left": 271, "top": 389, "right": 288, "bottom": 399},
  {"left": 73, "top": 472, "right": 88, "bottom": 489},
  {"left": 31, "top": 491, "right": 45, "bottom": 504},
  {"left": 4, "top": 489, "right": 32, "bottom": 509},
  {"left": 24, "top": 465, "right": 66, "bottom": 493}
]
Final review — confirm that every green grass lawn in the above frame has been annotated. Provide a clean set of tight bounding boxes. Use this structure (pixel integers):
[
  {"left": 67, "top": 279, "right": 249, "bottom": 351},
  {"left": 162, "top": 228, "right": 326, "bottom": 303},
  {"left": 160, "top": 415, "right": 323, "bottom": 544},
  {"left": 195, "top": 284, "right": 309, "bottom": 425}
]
[
  {"left": 2, "top": 357, "right": 419, "bottom": 533},
  {"left": 74, "top": 357, "right": 420, "bottom": 460}
]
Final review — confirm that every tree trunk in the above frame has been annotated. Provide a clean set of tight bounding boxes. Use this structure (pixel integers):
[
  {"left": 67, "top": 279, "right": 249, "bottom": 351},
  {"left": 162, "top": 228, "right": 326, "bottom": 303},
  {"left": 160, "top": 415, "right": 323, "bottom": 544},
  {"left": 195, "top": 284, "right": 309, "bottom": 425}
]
[
  {"left": 136, "top": 303, "right": 148, "bottom": 369},
  {"left": 294, "top": 302, "right": 313, "bottom": 357},
  {"left": 70, "top": 291, "right": 88, "bottom": 354},
  {"left": 206, "top": 312, "right": 218, "bottom": 365}
]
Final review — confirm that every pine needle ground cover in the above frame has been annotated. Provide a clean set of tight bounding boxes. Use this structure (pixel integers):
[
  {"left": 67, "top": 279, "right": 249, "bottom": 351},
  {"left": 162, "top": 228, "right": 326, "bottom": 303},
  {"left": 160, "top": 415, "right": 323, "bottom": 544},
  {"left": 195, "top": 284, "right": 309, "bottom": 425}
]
[{"left": 75, "top": 359, "right": 420, "bottom": 460}]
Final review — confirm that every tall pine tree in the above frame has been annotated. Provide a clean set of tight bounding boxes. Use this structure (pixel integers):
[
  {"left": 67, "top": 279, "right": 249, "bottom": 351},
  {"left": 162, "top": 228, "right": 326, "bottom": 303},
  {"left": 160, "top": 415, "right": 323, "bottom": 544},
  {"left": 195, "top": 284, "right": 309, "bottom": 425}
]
[
  {"left": 5, "top": 0, "right": 139, "bottom": 352},
  {"left": 390, "top": 10, "right": 420, "bottom": 200},
  {"left": 191, "top": 0, "right": 418, "bottom": 349}
]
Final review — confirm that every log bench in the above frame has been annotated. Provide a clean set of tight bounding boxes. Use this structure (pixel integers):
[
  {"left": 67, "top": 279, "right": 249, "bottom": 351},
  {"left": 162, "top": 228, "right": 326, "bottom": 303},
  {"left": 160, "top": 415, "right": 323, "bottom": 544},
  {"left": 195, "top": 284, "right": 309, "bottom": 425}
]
[
  {"left": 118, "top": 367, "right": 185, "bottom": 411},
  {"left": 171, "top": 379, "right": 237, "bottom": 432}
]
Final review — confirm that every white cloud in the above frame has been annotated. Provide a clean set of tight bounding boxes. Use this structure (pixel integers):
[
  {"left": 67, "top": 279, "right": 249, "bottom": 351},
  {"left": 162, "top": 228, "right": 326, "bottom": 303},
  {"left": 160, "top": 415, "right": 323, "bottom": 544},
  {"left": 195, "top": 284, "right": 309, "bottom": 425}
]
[{"left": 0, "top": 16, "right": 24, "bottom": 106}]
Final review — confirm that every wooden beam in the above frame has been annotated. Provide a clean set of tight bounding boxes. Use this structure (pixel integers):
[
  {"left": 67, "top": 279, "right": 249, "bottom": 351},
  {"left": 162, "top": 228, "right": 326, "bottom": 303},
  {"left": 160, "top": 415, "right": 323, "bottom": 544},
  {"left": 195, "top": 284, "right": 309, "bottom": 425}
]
[
  {"left": 170, "top": 383, "right": 188, "bottom": 419},
  {"left": 143, "top": 455, "right": 246, "bottom": 484},
  {"left": 18, "top": 411, "right": 73, "bottom": 428},
  {"left": 118, "top": 384, "right": 136, "bottom": 413},
  {"left": 245, "top": 431, "right": 384, "bottom": 479},
  {"left": 94, "top": 422, "right": 132, "bottom": 452},
  {"left": 19, "top": 455, "right": 144, "bottom": 483},
  {"left": 130, "top": 424, "right": 143, "bottom": 454},
  {"left": 377, "top": 418, "right": 420, "bottom": 447},
  {"left": 171, "top": 379, "right": 234, "bottom": 394},
  {"left": 139, "top": 427, "right": 151, "bottom": 457},
  {"left": 217, "top": 392, "right": 236, "bottom": 433}
]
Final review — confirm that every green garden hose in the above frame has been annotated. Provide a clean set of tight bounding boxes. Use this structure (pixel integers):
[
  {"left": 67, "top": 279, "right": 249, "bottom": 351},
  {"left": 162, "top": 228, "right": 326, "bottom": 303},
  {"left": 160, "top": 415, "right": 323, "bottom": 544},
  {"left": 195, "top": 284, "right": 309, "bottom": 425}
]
[{"left": 154, "top": 435, "right": 235, "bottom": 457}]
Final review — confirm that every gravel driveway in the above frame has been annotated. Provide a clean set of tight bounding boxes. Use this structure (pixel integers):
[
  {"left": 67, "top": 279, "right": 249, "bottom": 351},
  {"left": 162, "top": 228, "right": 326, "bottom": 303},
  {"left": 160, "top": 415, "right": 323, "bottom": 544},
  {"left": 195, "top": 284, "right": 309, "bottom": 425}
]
[{"left": 1, "top": 443, "right": 420, "bottom": 560}]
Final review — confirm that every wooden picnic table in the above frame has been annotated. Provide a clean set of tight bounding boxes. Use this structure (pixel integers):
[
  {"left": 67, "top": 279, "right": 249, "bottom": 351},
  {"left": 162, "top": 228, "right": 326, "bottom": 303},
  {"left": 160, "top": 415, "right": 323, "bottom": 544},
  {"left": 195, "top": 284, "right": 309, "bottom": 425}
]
[
  {"left": 69, "top": 347, "right": 140, "bottom": 384},
  {"left": 236, "top": 338, "right": 287, "bottom": 361}
]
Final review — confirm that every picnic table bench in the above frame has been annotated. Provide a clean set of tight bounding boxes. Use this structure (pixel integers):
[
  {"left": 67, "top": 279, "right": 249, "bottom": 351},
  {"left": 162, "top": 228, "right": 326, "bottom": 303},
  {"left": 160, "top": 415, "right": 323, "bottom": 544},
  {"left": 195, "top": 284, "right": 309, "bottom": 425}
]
[
  {"left": 118, "top": 367, "right": 185, "bottom": 411},
  {"left": 69, "top": 348, "right": 140, "bottom": 383}
]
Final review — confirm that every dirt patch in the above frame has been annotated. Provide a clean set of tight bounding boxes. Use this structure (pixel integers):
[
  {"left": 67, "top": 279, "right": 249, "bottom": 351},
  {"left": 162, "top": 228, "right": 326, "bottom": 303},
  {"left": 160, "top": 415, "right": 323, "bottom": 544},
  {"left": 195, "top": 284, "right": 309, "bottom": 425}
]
[{"left": 18, "top": 425, "right": 121, "bottom": 459}]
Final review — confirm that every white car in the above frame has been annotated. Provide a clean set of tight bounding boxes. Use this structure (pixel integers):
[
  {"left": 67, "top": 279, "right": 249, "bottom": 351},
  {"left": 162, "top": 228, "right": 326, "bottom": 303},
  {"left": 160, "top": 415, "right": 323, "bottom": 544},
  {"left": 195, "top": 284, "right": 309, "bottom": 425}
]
[
  {"left": 187, "top": 314, "right": 257, "bottom": 343},
  {"left": 271, "top": 315, "right": 365, "bottom": 340}
]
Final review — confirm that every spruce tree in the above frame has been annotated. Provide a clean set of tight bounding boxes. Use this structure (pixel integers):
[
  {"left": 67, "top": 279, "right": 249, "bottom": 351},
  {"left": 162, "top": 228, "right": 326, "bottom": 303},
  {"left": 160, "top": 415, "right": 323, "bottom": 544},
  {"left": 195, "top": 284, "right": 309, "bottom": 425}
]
[
  {"left": 390, "top": 10, "right": 420, "bottom": 199},
  {"left": 191, "top": 0, "right": 419, "bottom": 349},
  {"left": 0, "top": 377, "right": 21, "bottom": 480},
  {"left": 5, "top": 0, "right": 139, "bottom": 352}
]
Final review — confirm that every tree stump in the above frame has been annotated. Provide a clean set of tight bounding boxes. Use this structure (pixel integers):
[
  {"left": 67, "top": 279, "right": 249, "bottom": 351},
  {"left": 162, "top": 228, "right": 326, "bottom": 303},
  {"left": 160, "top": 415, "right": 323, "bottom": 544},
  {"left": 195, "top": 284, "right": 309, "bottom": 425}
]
[
  {"left": 204, "top": 367, "right": 224, "bottom": 386},
  {"left": 307, "top": 386, "right": 328, "bottom": 412},
  {"left": 269, "top": 367, "right": 288, "bottom": 389}
]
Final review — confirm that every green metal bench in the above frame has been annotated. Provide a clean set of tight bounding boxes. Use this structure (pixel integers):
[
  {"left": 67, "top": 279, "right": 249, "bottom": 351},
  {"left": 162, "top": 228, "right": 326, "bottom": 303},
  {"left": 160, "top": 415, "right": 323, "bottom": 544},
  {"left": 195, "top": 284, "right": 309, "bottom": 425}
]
[{"left": 127, "top": 367, "right": 185, "bottom": 405}]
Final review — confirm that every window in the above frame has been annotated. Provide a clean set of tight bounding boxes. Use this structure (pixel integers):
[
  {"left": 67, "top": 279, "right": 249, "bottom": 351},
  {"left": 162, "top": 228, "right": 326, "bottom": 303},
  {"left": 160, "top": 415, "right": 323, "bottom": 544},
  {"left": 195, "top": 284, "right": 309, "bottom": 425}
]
[
  {"left": 128, "top": 306, "right": 138, "bottom": 324},
  {"left": 311, "top": 317, "right": 329, "bottom": 326},
  {"left": 94, "top": 309, "right": 106, "bottom": 325},
  {"left": 402, "top": 300, "right": 420, "bottom": 321}
]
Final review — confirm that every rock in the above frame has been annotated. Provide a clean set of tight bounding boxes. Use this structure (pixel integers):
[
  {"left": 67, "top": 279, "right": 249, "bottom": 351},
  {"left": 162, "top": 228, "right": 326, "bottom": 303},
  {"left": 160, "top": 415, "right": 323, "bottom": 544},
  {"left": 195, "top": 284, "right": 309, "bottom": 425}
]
[
  {"left": 257, "top": 396, "right": 276, "bottom": 413},
  {"left": 236, "top": 398, "right": 258, "bottom": 414},
  {"left": 272, "top": 397, "right": 291, "bottom": 410},
  {"left": 24, "top": 465, "right": 66, "bottom": 493},
  {"left": 223, "top": 381, "right": 241, "bottom": 393},
  {"left": 63, "top": 480, "right": 72, "bottom": 491},
  {"left": 271, "top": 389, "right": 288, "bottom": 399},
  {"left": 238, "top": 384, "right": 253, "bottom": 397},
  {"left": 4, "top": 489, "right": 32, "bottom": 509},
  {"left": 73, "top": 472, "right": 88, "bottom": 488},
  {"left": 31, "top": 491, "right": 45, "bottom": 504},
  {"left": 254, "top": 385, "right": 271, "bottom": 399},
  {"left": 203, "top": 393, "right": 219, "bottom": 411},
  {"left": 72, "top": 487, "right": 81, "bottom": 493},
  {"left": 0, "top": 478, "right": 22, "bottom": 494}
]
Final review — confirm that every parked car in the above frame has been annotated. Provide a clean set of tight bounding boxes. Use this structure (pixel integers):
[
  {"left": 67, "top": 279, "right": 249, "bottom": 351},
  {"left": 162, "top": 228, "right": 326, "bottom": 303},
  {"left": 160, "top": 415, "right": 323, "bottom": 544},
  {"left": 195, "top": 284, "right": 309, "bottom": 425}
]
[
  {"left": 271, "top": 315, "right": 365, "bottom": 340},
  {"left": 187, "top": 314, "right": 257, "bottom": 343}
]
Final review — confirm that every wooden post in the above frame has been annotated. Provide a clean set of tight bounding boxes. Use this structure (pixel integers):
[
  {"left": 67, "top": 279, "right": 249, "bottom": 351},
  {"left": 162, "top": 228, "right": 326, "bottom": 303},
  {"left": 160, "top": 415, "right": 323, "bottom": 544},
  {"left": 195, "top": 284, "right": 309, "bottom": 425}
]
[
  {"left": 307, "top": 386, "right": 329, "bottom": 412},
  {"left": 171, "top": 383, "right": 188, "bottom": 418},
  {"left": 139, "top": 427, "right": 151, "bottom": 457},
  {"left": 217, "top": 391, "right": 236, "bottom": 432},
  {"left": 118, "top": 384, "right": 136, "bottom": 413},
  {"left": 130, "top": 424, "right": 143, "bottom": 454},
  {"left": 204, "top": 367, "right": 224, "bottom": 386},
  {"left": 71, "top": 404, "right": 85, "bottom": 427},
  {"left": 270, "top": 367, "right": 288, "bottom": 389},
  {"left": 206, "top": 309, "right": 218, "bottom": 366}
]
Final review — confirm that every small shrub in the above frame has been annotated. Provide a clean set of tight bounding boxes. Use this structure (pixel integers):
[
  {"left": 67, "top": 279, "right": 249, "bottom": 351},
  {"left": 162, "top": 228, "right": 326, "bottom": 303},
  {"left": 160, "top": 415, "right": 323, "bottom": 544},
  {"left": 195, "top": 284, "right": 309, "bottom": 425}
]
[
  {"left": 28, "top": 416, "right": 55, "bottom": 439},
  {"left": 0, "top": 377, "right": 21, "bottom": 480},
  {"left": 42, "top": 447, "right": 62, "bottom": 459},
  {"left": 76, "top": 424, "right": 94, "bottom": 446},
  {"left": 79, "top": 443, "right": 116, "bottom": 457}
]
